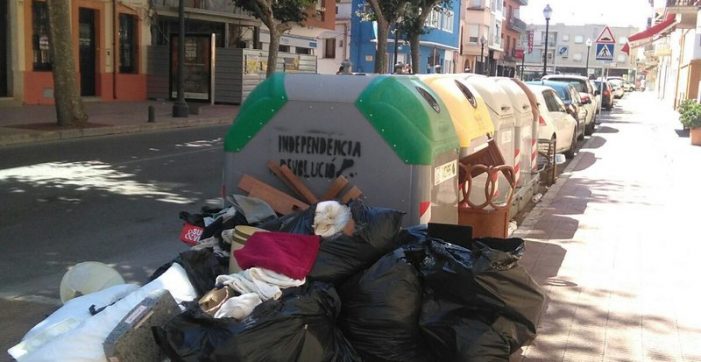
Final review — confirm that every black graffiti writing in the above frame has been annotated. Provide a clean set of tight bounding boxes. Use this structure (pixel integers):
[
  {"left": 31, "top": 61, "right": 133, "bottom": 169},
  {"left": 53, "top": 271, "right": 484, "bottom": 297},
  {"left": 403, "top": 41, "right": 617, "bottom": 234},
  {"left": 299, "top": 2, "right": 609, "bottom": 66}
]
[
  {"left": 281, "top": 158, "right": 356, "bottom": 179},
  {"left": 278, "top": 135, "right": 361, "bottom": 157}
]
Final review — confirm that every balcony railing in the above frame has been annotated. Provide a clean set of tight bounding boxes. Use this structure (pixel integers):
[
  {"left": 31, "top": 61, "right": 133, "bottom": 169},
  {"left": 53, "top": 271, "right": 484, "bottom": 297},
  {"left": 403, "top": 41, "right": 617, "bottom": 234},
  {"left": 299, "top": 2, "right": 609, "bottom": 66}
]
[
  {"left": 508, "top": 16, "right": 527, "bottom": 33},
  {"left": 151, "top": 0, "right": 255, "bottom": 17},
  {"left": 666, "top": 0, "right": 700, "bottom": 6},
  {"left": 518, "top": 0, "right": 528, "bottom": 5}
]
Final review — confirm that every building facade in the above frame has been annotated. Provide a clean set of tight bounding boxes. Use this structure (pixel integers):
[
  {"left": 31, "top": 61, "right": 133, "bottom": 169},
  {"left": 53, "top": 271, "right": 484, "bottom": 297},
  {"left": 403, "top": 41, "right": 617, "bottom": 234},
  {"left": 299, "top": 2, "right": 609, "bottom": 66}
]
[
  {"left": 521, "top": 23, "right": 639, "bottom": 80},
  {"left": 350, "top": 0, "right": 461, "bottom": 74},
  {"left": 2, "top": 0, "right": 153, "bottom": 105},
  {"left": 649, "top": 1, "right": 701, "bottom": 109},
  {"left": 1, "top": 0, "right": 336, "bottom": 105},
  {"left": 501, "top": 0, "right": 528, "bottom": 76},
  {"left": 460, "top": 0, "right": 524, "bottom": 76},
  {"left": 316, "top": 0, "right": 352, "bottom": 74}
]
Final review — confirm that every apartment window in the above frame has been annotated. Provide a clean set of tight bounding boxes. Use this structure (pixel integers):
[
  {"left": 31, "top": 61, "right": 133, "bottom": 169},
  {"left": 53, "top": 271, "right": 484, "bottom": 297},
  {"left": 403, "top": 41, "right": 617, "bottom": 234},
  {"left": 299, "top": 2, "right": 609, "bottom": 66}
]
[
  {"left": 442, "top": 11, "right": 454, "bottom": 32},
  {"left": 469, "top": 0, "right": 483, "bottom": 7},
  {"left": 467, "top": 24, "right": 479, "bottom": 43},
  {"left": 574, "top": 35, "right": 584, "bottom": 43},
  {"left": 324, "top": 38, "right": 336, "bottom": 58},
  {"left": 296, "top": 47, "right": 312, "bottom": 55},
  {"left": 426, "top": 8, "right": 441, "bottom": 28},
  {"left": 573, "top": 53, "right": 582, "bottom": 61},
  {"left": 279, "top": 45, "right": 290, "bottom": 52},
  {"left": 561, "top": 34, "right": 569, "bottom": 42},
  {"left": 32, "top": 1, "right": 51, "bottom": 71},
  {"left": 119, "top": 14, "right": 138, "bottom": 73},
  {"left": 494, "top": 24, "right": 501, "bottom": 45},
  {"left": 542, "top": 31, "right": 556, "bottom": 46}
]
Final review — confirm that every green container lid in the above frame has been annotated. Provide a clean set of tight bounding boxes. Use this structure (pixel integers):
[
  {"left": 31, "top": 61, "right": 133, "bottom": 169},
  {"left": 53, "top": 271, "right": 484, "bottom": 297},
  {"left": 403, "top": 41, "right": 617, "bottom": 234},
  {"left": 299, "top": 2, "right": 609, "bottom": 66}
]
[
  {"left": 224, "top": 73, "right": 458, "bottom": 165},
  {"left": 355, "top": 75, "right": 458, "bottom": 165}
]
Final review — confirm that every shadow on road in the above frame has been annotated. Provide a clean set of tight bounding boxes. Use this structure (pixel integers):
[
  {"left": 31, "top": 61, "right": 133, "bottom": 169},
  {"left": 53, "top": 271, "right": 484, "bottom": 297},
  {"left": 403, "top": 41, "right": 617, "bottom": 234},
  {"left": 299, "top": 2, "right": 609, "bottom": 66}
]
[
  {"left": 582, "top": 136, "right": 606, "bottom": 149},
  {"left": 595, "top": 126, "right": 619, "bottom": 133},
  {"left": 675, "top": 128, "right": 690, "bottom": 138}
]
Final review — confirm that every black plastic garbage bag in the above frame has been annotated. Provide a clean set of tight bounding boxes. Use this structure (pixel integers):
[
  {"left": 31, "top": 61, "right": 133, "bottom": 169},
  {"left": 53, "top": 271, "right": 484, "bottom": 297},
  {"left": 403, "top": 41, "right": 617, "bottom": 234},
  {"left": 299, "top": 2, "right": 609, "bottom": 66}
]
[
  {"left": 155, "top": 282, "right": 360, "bottom": 362},
  {"left": 309, "top": 201, "right": 404, "bottom": 283},
  {"left": 258, "top": 204, "right": 317, "bottom": 235},
  {"left": 419, "top": 295, "right": 511, "bottom": 362},
  {"left": 338, "top": 248, "right": 430, "bottom": 362},
  {"left": 150, "top": 249, "right": 228, "bottom": 298},
  {"left": 420, "top": 238, "right": 547, "bottom": 348}
]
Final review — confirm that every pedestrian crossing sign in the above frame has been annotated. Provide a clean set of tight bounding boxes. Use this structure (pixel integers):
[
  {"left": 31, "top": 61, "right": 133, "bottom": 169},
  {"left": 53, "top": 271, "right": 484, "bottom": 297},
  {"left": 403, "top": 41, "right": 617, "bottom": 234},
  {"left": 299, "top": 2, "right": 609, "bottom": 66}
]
[{"left": 595, "top": 43, "right": 614, "bottom": 61}]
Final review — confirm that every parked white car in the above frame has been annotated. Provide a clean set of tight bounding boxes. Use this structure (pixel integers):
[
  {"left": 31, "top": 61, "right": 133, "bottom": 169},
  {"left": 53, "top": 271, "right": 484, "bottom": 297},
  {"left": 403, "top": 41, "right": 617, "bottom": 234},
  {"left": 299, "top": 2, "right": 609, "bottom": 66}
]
[
  {"left": 542, "top": 74, "right": 597, "bottom": 135},
  {"left": 604, "top": 76, "right": 625, "bottom": 99},
  {"left": 528, "top": 84, "right": 579, "bottom": 158}
]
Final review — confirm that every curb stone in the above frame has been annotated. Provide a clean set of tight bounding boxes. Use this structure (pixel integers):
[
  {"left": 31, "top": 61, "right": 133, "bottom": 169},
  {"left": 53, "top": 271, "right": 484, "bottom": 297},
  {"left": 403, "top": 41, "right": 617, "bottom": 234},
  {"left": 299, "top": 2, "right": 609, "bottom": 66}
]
[{"left": 0, "top": 117, "right": 233, "bottom": 147}]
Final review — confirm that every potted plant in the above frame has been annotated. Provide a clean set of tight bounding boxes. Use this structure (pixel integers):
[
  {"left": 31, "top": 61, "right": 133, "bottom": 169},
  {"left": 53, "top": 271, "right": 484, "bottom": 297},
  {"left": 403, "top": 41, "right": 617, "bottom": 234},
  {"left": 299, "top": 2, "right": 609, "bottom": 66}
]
[{"left": 679, "top": 99, "right": 701, "bottom": 146}]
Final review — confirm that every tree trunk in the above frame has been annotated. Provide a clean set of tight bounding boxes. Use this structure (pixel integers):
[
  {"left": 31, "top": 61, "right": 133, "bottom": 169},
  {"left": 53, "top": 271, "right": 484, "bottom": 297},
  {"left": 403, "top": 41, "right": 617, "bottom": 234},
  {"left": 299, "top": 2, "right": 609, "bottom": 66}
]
[
  {"left": 410, "top": 32, "right": 421, "bottom": 74},
  {"left": 374, "top": 18, "right": 390, "bottom": 74},
  {"left": 47, "top": 0, "right": 87, "bottom": 127},
  {"left": 266, "top": 24, "right": 280, "bottom": 77}
]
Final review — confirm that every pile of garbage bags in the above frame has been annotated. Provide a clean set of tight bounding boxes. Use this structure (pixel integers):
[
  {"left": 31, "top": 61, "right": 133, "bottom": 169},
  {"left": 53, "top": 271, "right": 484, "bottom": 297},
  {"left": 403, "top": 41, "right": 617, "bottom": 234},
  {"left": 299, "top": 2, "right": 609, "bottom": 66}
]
[{"left": 10, "top": 196, "right": 547, "bottom": 362}]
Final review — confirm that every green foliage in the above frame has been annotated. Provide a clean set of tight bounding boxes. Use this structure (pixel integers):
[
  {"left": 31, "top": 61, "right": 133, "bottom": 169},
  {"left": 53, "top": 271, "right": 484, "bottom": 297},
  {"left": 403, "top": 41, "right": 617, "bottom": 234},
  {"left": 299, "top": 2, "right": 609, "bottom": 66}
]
[
  {"left": 679, "top": 99, "right": 701, "bottom": 129},
  {"left": 234, "top": 0, "right": 316, "bottom": 25}
]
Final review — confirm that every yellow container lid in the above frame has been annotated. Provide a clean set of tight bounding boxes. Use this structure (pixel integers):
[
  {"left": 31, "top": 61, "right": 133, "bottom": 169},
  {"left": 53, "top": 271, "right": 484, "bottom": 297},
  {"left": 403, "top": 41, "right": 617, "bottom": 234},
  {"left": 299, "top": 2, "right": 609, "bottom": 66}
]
[{"left": 419, "top": 75, "right": 495, "bottom": 148}]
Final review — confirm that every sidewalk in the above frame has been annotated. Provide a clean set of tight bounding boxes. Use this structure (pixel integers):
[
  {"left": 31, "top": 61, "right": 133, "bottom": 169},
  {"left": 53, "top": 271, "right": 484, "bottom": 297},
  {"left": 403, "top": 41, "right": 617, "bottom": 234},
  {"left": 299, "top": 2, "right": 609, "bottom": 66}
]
[
  {"left": 0, "top": 100, "right": 239, "bottom": 147},
  {"left": 512, "top": 92, "right": 701, "bottom": 361}
]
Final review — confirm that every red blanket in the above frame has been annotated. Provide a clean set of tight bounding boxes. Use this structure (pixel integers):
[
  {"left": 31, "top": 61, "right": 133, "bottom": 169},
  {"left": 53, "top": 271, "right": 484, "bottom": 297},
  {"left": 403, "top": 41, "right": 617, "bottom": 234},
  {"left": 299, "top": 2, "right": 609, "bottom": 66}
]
[{"left": 234, "top": 232, "right": 320, "bottom": 280}]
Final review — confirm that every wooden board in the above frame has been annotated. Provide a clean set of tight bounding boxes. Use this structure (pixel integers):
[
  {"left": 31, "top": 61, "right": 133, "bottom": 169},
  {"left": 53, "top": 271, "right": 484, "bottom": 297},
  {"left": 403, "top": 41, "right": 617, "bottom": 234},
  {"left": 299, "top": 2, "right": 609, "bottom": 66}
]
[
  {"left": 238, "top": 174, "right": 309, "bottom": 215},
  {"left": 340, "top": 186, "right": 363, "bottom": 204},
  {"left": 279, "top": 164, "right": 319, "bottom": 204},
  {"left": 321, "top": 176, "right": 349, "bottom": 201}
]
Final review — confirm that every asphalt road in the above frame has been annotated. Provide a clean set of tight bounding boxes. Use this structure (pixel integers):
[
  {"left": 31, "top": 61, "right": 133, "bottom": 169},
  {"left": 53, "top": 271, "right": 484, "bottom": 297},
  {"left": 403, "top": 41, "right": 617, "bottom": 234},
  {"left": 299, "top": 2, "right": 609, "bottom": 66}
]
[{"left": 0, "top": 125, "right": 230, "bottom": 357}]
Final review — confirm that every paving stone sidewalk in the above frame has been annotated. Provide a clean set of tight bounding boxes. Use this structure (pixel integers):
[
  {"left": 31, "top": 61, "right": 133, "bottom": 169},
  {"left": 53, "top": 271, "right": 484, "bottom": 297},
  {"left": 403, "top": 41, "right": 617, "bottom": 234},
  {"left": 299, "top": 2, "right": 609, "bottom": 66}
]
[
  {"left": 513, "top": 92, "right": 701, "bottom": 361},
  {"left": 0, "top": 101, "right": 239, "bottom": 147}
]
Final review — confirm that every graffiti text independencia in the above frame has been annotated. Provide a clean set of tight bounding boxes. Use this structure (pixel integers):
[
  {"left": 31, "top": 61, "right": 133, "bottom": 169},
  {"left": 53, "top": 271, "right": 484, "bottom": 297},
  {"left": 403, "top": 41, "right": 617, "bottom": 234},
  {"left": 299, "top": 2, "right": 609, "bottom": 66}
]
[{"left": 278, "top": 135, "right": 362, "bottom": 179}]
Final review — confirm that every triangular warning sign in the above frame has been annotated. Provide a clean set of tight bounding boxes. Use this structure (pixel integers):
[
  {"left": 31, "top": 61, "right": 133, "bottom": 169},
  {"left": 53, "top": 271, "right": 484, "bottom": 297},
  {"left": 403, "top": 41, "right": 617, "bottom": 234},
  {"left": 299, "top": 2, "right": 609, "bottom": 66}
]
[
  {"left": 597, "top": 45, "right": 612, "bottom": 58},
  {"left": 595, "top": 26, "right": 616, "bottom": 44}
]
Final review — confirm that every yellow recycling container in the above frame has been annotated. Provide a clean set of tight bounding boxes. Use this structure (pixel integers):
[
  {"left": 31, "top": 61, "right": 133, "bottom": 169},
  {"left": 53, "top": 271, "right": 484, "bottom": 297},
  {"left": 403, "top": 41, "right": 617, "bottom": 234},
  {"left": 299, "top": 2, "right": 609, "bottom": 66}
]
[{"left": 418, "top": 75, "right": 495, "bottom": 158}]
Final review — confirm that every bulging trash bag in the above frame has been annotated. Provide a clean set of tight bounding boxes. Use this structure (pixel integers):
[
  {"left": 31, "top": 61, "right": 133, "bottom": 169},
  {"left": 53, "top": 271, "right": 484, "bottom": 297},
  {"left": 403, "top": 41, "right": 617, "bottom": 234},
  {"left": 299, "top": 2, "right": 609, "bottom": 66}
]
[
  {"left": 309, "top": 200, "right": 405, "bottom": 283},
  {"left": 258, "top": 204, "right": 317, "bottom": 235},
  {"left": 150, "top": 249, "right": 229, "bottom": 298},
  {"left": 419, "top": 295, "right": 511, "bottom": 362},
  {"left": 420, "top": 238, "right": 547, "bottom": 349},
  {"left": 338, "top": 248, "right": 430, "bottom": 362},
  {"left": 155, "top": 282, "right": 360, "bottom": 362}
]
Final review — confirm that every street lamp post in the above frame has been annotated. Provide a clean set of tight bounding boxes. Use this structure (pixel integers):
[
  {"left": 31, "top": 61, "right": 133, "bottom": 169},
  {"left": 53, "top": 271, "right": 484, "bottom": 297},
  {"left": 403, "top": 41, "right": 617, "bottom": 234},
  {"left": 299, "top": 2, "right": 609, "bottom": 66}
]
[
  {"left": 585, "top": 38, "right": 592, "bottom": 78},
  {"left": 172, "top": 0, "right": 189, "bottom": 117},
  {"left": 542, "top": 4, "right": 552, "bottom": 77},
  {"left": 479, "top": 37, "right": 486, "bottom": 75}
]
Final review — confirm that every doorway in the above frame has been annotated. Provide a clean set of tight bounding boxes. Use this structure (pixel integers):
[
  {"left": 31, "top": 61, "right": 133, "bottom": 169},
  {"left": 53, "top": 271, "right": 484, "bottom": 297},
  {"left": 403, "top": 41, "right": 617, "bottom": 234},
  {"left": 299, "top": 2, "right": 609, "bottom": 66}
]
[
  {"left": 79, "top": 8, "right": 96, "bottom": 96},
  {"left": 0, "top": 0, "right": 9, "bottom": 97}
]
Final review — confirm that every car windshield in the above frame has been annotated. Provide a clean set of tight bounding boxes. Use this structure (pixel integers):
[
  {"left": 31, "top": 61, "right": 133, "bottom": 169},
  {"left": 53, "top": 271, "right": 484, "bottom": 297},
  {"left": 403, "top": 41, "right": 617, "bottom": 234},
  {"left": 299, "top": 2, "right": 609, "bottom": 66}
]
[{"left": 609, "top": 79, "right": 623, "bottom": 86}]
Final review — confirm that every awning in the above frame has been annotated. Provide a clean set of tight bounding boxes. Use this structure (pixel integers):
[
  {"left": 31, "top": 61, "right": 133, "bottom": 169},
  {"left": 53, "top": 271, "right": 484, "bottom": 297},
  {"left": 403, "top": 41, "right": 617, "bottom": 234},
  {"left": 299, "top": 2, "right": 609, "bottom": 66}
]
[{"left": 622, "top": 14, "right": 677, "bottom": 54}]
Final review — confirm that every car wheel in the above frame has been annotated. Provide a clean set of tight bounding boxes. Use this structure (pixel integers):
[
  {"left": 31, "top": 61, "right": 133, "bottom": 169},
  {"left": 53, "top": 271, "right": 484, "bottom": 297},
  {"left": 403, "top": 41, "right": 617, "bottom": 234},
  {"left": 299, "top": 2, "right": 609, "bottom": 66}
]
[{"left": 564, "top": 132, "right": 576, "bottom": 159}]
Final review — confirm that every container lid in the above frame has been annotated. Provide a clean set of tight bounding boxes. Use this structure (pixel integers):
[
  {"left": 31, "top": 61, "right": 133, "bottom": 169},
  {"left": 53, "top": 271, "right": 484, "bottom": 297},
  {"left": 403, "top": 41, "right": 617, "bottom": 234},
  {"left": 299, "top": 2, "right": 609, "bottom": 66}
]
[
  {"left": 462, "top": 75, "right": 514, "bottom": 121},
  {"left": 494, "top": 77, "right": 533, "bottom": 126},
  {"left": 419, "top": 75, "right": 494, "bottom": 148},
  {"left": 224, "top": 73, "right": 459, "bottom": 165}
]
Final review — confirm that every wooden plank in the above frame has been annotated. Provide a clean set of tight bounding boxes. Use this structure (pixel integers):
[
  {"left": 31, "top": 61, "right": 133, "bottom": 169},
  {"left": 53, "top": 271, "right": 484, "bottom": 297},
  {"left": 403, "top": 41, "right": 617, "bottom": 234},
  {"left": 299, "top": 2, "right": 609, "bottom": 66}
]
[
  {"left": 279, "top": 164, "right": 319, "bottom": 204},
  {"left": 266, "top": 161, "right": 304, "bottom": 199},
  {"left": 321, "top": 176, "right": 349, "bottom": 201},
  {"left": 238, "top": 174, "right": 309, "bottom": 215},
  {"left": 340, "top": 186, "right": 363, "bottom": 204}
]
